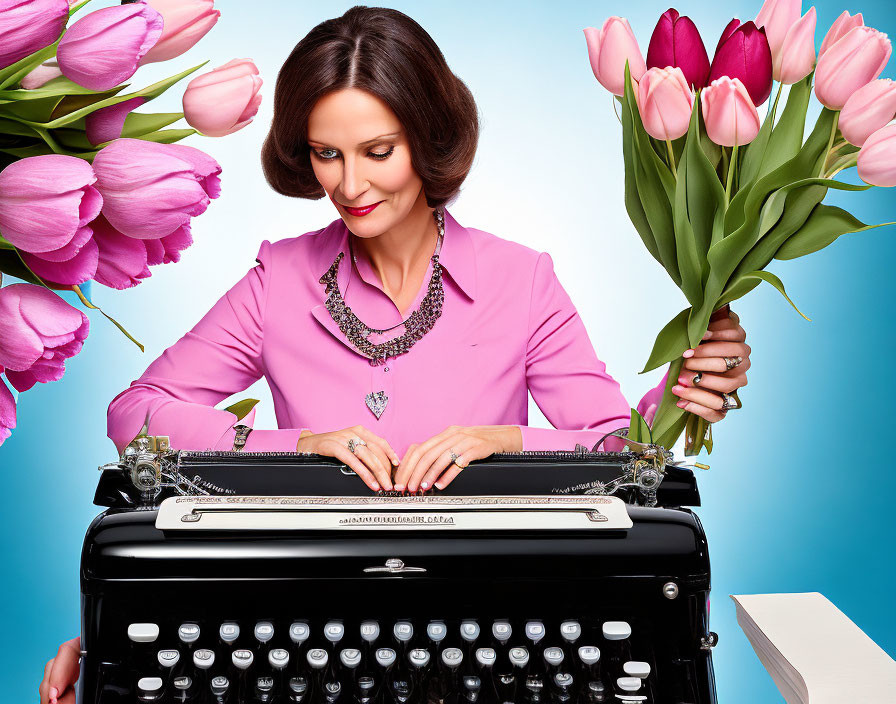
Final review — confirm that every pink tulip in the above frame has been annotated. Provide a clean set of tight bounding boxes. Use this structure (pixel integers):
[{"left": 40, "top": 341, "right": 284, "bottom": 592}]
[
  {"left": 776, "top": 7, "right": 816, "bottom": 84},
  {"left": 0, "top": 283, "right": 89, "bottom": 393},
  {"left": 819, "top": 10, "right": 863, "bottom": 57},
  {"left": 138, "top": 0, "right": 220, "bottom": 65},
  {"left": 637, "top": 66, "right": 694, "bottom": 140},
  {"left": 840, "top": 79, "right": 896, "bottom": 146},
  {"left": 584, "top": 17, "right": 648, "bottom": 97},
  {"left": 857, "top": 121, "right": 896, "bottom": 187},
  {"left": 701, "top": 76, "right": 762, "bottom": 146},
  {"left": 814, "top": 26, "right": 892, "bottom": 110},
  {"left": 708, "top": 21, "right": 773, "bottom": 106},
  {"left": 92, "top": 213, "right": 193, "bottom": 290},
  {"left": 182, "top": 59, "right": 263, "bottom": 137},
  {"left": 20, "top": 58, "right": 63, "bottom": 90},
  {"left": 755, "top": 0, "right": 801, "bottom": 68},
  {"left": 0, "top": 0, "right": 68, "bottom": 70},
  {"left": 92, "top": 138, "right": 221, "bottom": 240},
  {"left": 85, "top": 96, "right": 147, "bottom": 146},
  {"left": 645, "top": 9, "right": 710, "bottom": 89},
  {"left": 56, "top": 1, "right": 163, "bottom": 91},
  {"left": 0, "top": 369, "right": 15, "bottom": 447},
  {"left": 0, "top": 154, "right": 102, "bottom": 254}
]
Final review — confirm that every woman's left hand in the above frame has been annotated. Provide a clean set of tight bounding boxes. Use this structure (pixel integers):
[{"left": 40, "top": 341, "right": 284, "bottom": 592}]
[
  {"left": 671, "top": 306, "right": 750, "bottom": 423},
  {"left": 394, "top": 425, "right": 518, "bottom": 493}
]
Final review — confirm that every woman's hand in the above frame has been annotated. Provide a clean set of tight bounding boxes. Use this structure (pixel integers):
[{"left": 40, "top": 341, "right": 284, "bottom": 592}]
[
  {"left": 296, "top": 425, "right": 400, "bottom": 491},
  {"left": 394, "top": 425, "right": 520, "bottom": 493},
  {"left": 39, "top": 637, "right": 80, "bottom": 704},
  {"left": 671, "top": 305, "right": 750, "bottom": 423}
]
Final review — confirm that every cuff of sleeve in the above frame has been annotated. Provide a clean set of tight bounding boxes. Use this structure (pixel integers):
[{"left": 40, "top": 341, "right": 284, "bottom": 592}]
[{"left": 240, "top": 427, "right": 309, "bottom": 452}]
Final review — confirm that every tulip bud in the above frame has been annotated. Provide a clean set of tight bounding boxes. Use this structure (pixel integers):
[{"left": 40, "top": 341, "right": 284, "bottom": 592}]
[
  {"left": 0, "top": 0, "right": 68, "bottom": 70},
  {"left": 20, "top": 59, "right": 63, "bottom": 90},
  {"left": 138, "top": 0, "right": 221, "bottom": 65},
  {"left": 0, "top": 372, "right": 15, "bottom": 448},
  {"left": 57, "top": 1, "right": 164, "bottom": 90},
  {"left": 839, "top": 79, "right": 896, "bottom": 146},
  {"left": 85, "top": 97, "right": 148, "bottom": 146},
  {"left": 701, "top": 76, "right": 762, "bottom": 146},
  {"left": 182, "top": 59, "right": 263, "bottom": 137},
  {"left": 814, "top": 26, "right": 892, "bottom": 110},
  {"left": 775, "top": 7, "right": 816, "bottom": 84},
  {"left": 637, "top": 66, "right": 694, "bottom": 140},
  {"left": 857, "top": 121, "right": 896, "bottom": 187},
  {"left": 584, "top": 17, "right": 647, "bottom": 96},
  {"left": 755, "top": 0, "right": 801, "bottom": 68},
  {"left": 646, "top": 9, "right": 710, "bottom": 89},
  {"left": 708, "top": 21, "right": 773, "bottom": 106},
  {"left": 819, "top": 10, "right": 863, "bottom": 58}
]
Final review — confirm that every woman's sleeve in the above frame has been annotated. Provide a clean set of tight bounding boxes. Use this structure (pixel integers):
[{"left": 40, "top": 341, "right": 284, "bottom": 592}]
[
  {"left": 106, "top": 239, "right": 310, "bottom": 455},
  {"left": 511, "top": 251, "right": 669, "bottom": 452}
]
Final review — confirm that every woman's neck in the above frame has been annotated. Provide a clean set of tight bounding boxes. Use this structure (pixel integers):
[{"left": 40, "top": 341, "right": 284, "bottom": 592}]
[{"left": 353, "top": 201, "right": 438, "bottom": 300}]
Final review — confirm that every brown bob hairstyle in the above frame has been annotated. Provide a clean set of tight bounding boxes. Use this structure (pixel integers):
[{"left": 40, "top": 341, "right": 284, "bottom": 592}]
[{"left": 260, "top": 5, "right": 480, "bottom": 209}]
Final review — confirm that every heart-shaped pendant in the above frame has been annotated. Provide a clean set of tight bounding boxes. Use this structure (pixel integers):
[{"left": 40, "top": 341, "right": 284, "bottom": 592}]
[{"left": 365, "top": 390, "right": 388, "bottom": 419}]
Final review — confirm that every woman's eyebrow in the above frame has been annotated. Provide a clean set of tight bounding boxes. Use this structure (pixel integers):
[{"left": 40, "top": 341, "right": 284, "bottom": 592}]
[{"left": 307, "top": 132, "right": 400, "bottom": 147}]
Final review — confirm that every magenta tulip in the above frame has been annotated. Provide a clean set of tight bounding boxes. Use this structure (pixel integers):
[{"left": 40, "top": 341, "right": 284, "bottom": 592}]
[
  {"left": 0, "top": 283, "right": 89, "bottom": 393},
  {"left": 814, "top": 26, "right": 892, "bottom": 110},
  {"left": 0, "top": 0, "right": 68, "bottom": 70},
  {"left": 776, "top": 7, "right": 816, "bottom": 84},
  {"left": 840, "top": 79, "right": 896, "bottom": 146},
  {"left": 701, "top": 76, "right": 762, "bottom": 146},
  {"left": 857, "top": 122, "right": 896, "bottom": 187},
  {"left": 92, "top": 138, "right": 221, "bottom": 240},
  {"left": 56, "top": 1, "right": 163, "bottom": 91},
  {"left": 0, "top": 154, "right": 102, "bottom": 254},
  {"left": 92, "top": 213, "right": 193, "bottom": 290},
  {"left": 645, "top": 8, "right": 710, "bottom": 89},
  {"left": 19, "top": 229, "right": 99, "bottom": 286},
  {"left": 708, "top": 21, "right": 773, "bottom": 106},
  {"left": 0, "top": 370, "right": 15, "bottom": 447},
  {"left": 584, "top": 17, "right": 648, "bottom": 97},
  {"left": 138, "top": 0, "right": 220, "bottom": 65},
  {"left": 819, "top": 10, "right": 863, "bottom": 57},
  {"left": 20, "top": 58, "right": 63, "bottom": 89},
  {"left": 755, "top": 0, "right": 801, "bottom": 68},
  {"left": 85, "top": 97, "right": 147, "bottom": 146},
  {"left": 637, "top": 66, "right": 694, "bottom": 140},
  {"left": 182, "top": 59, "right": 263, "bottom": 137}
]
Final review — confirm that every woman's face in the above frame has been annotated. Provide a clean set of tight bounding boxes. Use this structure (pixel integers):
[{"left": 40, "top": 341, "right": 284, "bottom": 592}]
[{"left": 307, "top": 88, "right": 427, "bottom": 238}]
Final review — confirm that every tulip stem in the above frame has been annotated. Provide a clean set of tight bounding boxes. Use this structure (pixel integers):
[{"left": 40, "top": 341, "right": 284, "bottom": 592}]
[
  {"left": 665, "top": 139, "right": 677, "bottom": 177},
  {"left": 767, "top": 81, "right": 783, "bottom": 122},
  {"left": 822, "top": 111, "right": 840, "bottom": 176},
  {"left": 724, "top": 144, "right": 739, "bottom": 208}
]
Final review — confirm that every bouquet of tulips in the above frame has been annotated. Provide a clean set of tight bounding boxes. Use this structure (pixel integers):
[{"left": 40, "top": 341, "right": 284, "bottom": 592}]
[
  {"left": 585, "top": 1, "right": 894, "bottom": 455},
  {"left": 0, "top": 0, "right": 265, "bottom": 448}
]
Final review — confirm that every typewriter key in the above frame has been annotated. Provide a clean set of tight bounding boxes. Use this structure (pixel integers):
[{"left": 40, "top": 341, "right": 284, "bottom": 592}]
[
  {"left": 356, "top": 675, "right": 375, "bottom": 704},
  {"left": 219, "top": 622, "right": 240, "bottom": 648},
  {"left": 269, "top": 648, "right": 290, "bottom": 670},
  {"left": 426, "top": 620, "right": 447, "bottom": 644},
  {"left": 324, "top": 620, "right": 345, "bottom": 649},
  {"left": 171, "top": 675, "right": 196, "bottom": 703},
  {"left": 287, "top": 676, "right": 309, "bottom": 703},
  {"left": 552, "top": 672, "right": 575, "bottom": 702},
  {"left": 254, "top": 621, "right": 275, "bottom": 646},
  {"left": 136, "top": 676, "right": 164, "bottom": 702},
  {"left": 254, "top": 675, "right": 276, "bottom": 703},
  {"left": 622, "top": 660, "right": 650, "bottom": 679},
  {"left": 525, "top": 621, "right": 546, "bottom": 645},
  {"left": 462, "top": 674, "right": 482, "bottom": 702},
  {"left": 209, "top": 675, "right": 230, "bottom": 703},
  {"left": 177, "top": 623, "right": 200, "bottom": 649}
]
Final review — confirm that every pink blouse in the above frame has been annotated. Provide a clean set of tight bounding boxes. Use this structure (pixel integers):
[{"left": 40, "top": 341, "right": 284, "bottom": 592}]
[{"left": 106, "top": 208, "right": 668, "bottom": 458}]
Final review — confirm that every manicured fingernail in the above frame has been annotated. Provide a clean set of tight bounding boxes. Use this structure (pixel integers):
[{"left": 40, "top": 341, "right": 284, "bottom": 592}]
[
  {"left": 677, "top": 375, "right": 689, "bottom": 386},
  {"left": 372, "top": 483, "right": 380, "bottom": 491},
  {"left": 50, "top": 688, "right": 58, "bottom": 703},
  {"left": 702, "top": 330, "right": 712, "bottom": 340},
  {"left": 394, "top": 483, "right": 404, "bottom": 491},
  {"left": 392, "top": 456, "right": 400, "bottom": 465},
  {"left": 421, "top": 482, "right": 429, "bottom": 490},
  {"left": 683, "top": 349, "right": 695, "bottom": 358},
  {"left": 672, "top": 385, "right": 683, "bottom": 394},
  {"left": 677, "top": 400, "right": 687, "bottom": 408},
  {"left": 434, "top": 482, "right": 444, "bottom": 490}
]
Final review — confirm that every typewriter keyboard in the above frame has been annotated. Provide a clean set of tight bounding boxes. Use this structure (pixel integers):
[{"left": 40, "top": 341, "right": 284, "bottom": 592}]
[{"left": 123, "top": 616, "right": 659, "bottom": 703}]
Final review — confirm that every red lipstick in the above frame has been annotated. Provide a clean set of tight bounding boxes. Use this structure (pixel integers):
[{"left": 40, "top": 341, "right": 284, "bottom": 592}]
[{"left": 340, "top": 200, "right": 384, "bottom": 217}]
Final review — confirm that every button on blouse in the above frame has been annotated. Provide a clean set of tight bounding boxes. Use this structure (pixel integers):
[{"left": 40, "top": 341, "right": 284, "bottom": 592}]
[{"left": 106, "top": 208, "right": 668, "bottom": 458}]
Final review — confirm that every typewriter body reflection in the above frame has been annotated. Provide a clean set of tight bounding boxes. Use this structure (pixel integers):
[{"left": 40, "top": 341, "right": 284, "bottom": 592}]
[{"left": 78, "top": 436, "right": 717, "bottom": 704}]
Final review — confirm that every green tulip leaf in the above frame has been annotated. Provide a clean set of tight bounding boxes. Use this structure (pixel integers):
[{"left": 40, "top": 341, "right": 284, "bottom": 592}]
[
  {"left": 136, "top": 128, "right": 198, "bottom": 144},
  {"left": 625, "top": 407, "right": 653, "bottom": 445},
  {"left": 0, "top": 235, "right": 14, "bottom": 250},
  {"left": 640, "top": 307, "right": 690, "bottom": 374},
  {"left": 762, "top": 74, "right": 812, "bottom": 175},
  {"left": 739, "top": 84, "right": 782, "bottom": 189},
  {"left": 223, "top": 398, "right": 261, "bottom": 421},
  {"left": 740, "top": 269, "right": 810, "bottom": 320},
  {"left": 0, "top": 77, "right": 127, "bottom": 101},
  {"left": 774, "top": 204, "right": 894, "bottom": 260}
]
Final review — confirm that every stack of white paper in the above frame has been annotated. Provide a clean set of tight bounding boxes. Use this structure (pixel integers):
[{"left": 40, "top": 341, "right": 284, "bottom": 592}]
[{"left": 730, "top": 592, "right": 896, "bottom": 703}]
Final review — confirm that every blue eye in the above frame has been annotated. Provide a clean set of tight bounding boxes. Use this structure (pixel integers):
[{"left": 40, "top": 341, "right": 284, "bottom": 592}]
[{"left": 313, "top": 145, "right": 395, "bottom": 161}]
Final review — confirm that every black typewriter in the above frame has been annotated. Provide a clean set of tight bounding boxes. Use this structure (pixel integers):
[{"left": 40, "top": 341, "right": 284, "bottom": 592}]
[{"left": 78, "top": 435, "right": 718, "bottom": 704}]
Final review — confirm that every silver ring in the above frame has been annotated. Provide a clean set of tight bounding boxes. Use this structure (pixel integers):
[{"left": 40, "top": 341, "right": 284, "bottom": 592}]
[
  {"left": 347, "top": 437, "right": 367, "bottom": 454},
  {"left": 720, "top": 392, "right": 740, "bottom": 410},
  {"left": 692, "top": 372, "right": 703, "bottom": 386},
  {"left": 723, "top": 356, "right": 743, "bottom": 371},
  {"left": 448, "top": 449, "right": 464, "bottom": 469}
]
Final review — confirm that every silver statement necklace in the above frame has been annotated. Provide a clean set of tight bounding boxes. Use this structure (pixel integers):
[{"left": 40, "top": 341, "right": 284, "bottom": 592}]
[{"left": 318, "top": 207, "right": 446, "bottom": 419}]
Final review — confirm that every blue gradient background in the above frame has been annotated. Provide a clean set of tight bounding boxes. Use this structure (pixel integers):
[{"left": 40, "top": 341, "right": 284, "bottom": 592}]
[{"left": 2, "top": 0, "right": 894, "bottom": 700}]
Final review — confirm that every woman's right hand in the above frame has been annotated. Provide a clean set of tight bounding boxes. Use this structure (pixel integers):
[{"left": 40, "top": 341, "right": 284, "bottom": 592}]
[
  {"left": 39, "top": 637, "right": 80, "bottom": 704},
  {"left": 296, "top": 426, "right": 400, "bottom": 491}
]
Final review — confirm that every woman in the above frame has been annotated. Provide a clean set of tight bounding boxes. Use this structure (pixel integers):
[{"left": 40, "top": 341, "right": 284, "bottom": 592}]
[{"left": 39, "top": 6, "right": 750, "bottom": 702}]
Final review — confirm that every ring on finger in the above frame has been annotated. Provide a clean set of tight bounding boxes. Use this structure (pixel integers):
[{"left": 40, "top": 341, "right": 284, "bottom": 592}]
[
  {"left": 448, "top": 449, "right": 465, "bottom": 469},
  {"left": 692, "top": 372, "right": 703, "bottom": 386},
  {"left": 723, "top": 356, "right": 743, "bottom": 371},
  {"left": 347, "top": 437, "right": 367, "bottom": 454},
  {"left": 720, "top": 391, "right": 741, "bottom": 410}
]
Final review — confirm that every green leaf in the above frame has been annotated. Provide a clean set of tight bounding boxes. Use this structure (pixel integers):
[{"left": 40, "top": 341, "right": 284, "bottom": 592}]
[
  {"left": 683, "top": 94, "right": 726, "bottom": 264},
  {"left": 0, "top": 116, "right": 39, "bottom": 137},
  {"left": 625, "top": 407, "right": 653, "bottom": 444},
  {"left": 640, "top": 307, "right": 690, "bottom": 373},
  {"left": 739, "top": 82, "right": 782, "bottom": 189},
  {"left": 718, "top": 276, "right": 762, "bottom": 308},
  {"left": 119, "top": 112, "right": 184, "bottom": 139},
  {"left": 739, "top": 269, "right": 810, "bottom": 320},
  {"left": 0, "top": 43, "right": 59, "bottom": 91},
  {"left": 223, "top": 398, "right": 261, "bottom": 421},
  {"left": 136, "top": 128, "right": 198, "bottom": 144},
  {"left": 0, "top": 235, "right": 14, "bottom": 250},
  {"left": 775, "top": 204, "right": 894, "bottom": 260},
  {"left": 0, "top": 76, "right": 127, "bottom": 101},
  {"left": 762, "top": 74, "right": 812, "bottom": 174}
]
